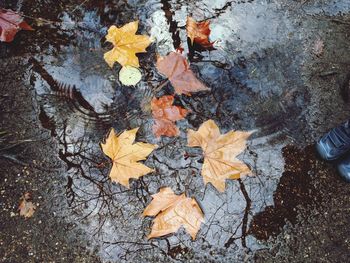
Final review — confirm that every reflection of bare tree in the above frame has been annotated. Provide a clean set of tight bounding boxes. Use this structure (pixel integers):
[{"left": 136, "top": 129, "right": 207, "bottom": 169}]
[{"left": 46, "top": 103, "right": 256, "bottom": 261}]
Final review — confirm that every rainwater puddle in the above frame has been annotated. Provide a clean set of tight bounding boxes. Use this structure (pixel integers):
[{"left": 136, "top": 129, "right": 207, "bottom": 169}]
[{"left": 16, "top": 0, "right": 350, "bottom": 261}]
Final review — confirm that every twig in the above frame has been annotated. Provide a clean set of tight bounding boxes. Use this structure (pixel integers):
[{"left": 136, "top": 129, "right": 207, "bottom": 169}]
[
  {"left": 154, "top": 79, "right": 170, "bottom": 92},
  {"left": 71, "top": 0, "right": 91, "bottom": 13},
  {"left": 0, "top": 153, "right": 61, "bottom": 172},
  {"left": 1, "top": 153, "right": 28, "bottom": 166}
]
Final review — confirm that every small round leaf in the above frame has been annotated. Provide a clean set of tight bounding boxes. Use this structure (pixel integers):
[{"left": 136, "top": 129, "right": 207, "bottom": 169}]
[{"left": 119, "top": 66, "right": 142, "bottom": 86}]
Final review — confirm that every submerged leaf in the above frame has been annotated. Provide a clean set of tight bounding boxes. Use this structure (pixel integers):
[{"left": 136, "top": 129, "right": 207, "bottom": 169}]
[
  {"left": 0, "top": 8, "right": 33, "bottom": 43},
  {"left": 188, "top": 120, "right": 252, "bottom": 192},
  {"left": 119, "top": 66, "right": 142, "bottom": 86},
  {"left": 143, "top": 187, "right": 204, "bottom": 239},
  {"left": 156, "top": 52, "right": 209, "bottom": 95},
  {"left": 186, "top": 16, "right": 213, "bottom": 48},
  {"left": 151, "top": 95, "right": 188, "bottom": 138},
  {"left": 104, "top": 21, "right": 151, "bottom": 68},
  {"left": 101, "top": 128, "right": 157, "bottom": 187}
]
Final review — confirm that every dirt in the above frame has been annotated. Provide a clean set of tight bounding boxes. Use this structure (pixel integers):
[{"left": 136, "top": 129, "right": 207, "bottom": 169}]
[{"left": 1, "top": 0, "right": 350, "bottom": 262}]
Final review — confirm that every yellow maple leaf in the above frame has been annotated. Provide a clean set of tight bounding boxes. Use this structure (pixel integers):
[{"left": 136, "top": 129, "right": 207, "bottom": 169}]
[
  {"left": 104, "top": 21, "right": 151, "bottom": 68},
  {"left": 188, "top": 120, "right": 252, "bottom": 192},
  {"left": 101, "top": 128, "right": 157, "bottom": 187},
  {"left": 143, "top": 187, "right": 204, "bottom": 240}
]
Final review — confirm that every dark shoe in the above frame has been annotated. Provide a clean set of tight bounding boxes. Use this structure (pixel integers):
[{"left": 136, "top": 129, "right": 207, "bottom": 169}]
[
  {"left": 337, "top": 156, "right": 350, "bottom": 183},
  {"left": 316, "top": 120, "right": 350, "bottom": 161}
]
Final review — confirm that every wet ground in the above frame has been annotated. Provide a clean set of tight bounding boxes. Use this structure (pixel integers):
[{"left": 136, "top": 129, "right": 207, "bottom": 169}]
[{"left": 1, "top": 0, "right": 350, "bottom": 262}]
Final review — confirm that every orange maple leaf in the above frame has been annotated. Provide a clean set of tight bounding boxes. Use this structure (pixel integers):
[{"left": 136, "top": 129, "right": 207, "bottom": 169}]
[
  {"left": 156, "top": 52, "right": 210, "bottom": 95},
  {"left": 186, "top": 16, "right": 213, "bottom": 48},
  {"left": 188, "top": 120, "right": 253, "bottom": 192},
  {"left": 151, "top": 95, "right": 189, "bottom": 138},
  {"left": 143, "top": 187, "right": 204, "bottom": 240}
]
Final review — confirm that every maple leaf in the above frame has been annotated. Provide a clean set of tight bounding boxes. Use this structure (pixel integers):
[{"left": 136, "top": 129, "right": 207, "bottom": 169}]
[
  {"left": 101, "top": 128, "right": 157, "bottom": 187},
  {"left": 188, "top": 120, "right": 252, "bottom": 192},
  {"left": 18, "top": 192, "right": 36, "bottom": 218},
  {"left": 104, "top": 21, "right": 151, "bottom": 68},
  {"left": 0, "top": 8, "right": 33, "bottom": 43},
  {"left": 156, "top": 52, "right": 209, "bottom": 95},
  {"left": 186, "top": 16, "right": 213, "bottom": 48},
  {"left": 151, "top": 95, "right": 189, "bottom": 138},
  {"left": 143, "top": 187, "right": 204, "bottom": 240}
]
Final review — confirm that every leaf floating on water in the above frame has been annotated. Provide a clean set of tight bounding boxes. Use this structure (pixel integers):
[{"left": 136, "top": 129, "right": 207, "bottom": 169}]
[
  {"left": 188, "top": 120, "right": 253, "bottom": 192},
  {"left": 186, "top": 16, "right": 214, "bottom": 48},
  {"left": 101, "top": 128, "right": 157, "bottom": 187},
  {"left": 151, "top": 95, "right": 189, "bottom": 138},
  {"left": 143, "top": 187, "right": 204, "bottom": 240},
  {"left": 18, "top": 192, "right": 36, "bottom": 218},
  {"left": 119, "top": 66, "right": 142, "bottom": 86},
  {"left": 104, "top": 21, "right": 151, "bottom": 68},
  {"left": 0, "top": 8, "right": 33, "bottom": 42},
  {"left": 156, "top": 52, "right": 209, "bottom": 95}
]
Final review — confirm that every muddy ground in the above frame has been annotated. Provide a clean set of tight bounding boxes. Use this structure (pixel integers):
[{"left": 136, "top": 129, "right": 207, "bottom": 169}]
[{"left": 1, "top": 0, "right": 350, "bottom": 262}]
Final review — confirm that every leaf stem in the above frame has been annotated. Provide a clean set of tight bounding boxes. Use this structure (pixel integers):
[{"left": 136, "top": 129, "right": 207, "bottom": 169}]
[{"left": 154, "top": 79, "right": 170, "bottom": 92}]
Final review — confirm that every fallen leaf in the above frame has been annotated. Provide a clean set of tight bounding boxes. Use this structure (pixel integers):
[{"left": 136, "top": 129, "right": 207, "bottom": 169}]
[
  {"left": 186, "top": 16, "right": 213, "bottom": 48},
  {"left": 104, "top": 21, "right": 151, "bottom": 68},
  {"left": 143, "top": 187, "right": 204, "bottom": 239},
  {"left": 188, "top": 120, "right": 252, "bottom": 192},
  {"left": 0, "top": 8, "right": 33, "bottom": 43},
  {"left": 18, "top": 192, "right": 36, "bottom": 218},
  {"left": 101, "top": 128, "right": 157, "bottom": 187},
  {"left": 312, "top": 38, "right": 324, "bottom": 56},
  {"left": 151, "top": 95, "right": 189, "bottom": 138},
  {"left": 119, "top": 66, "right": 142, "bottom": 86},
  {"left": 156, "top": 52, "right": 209, "bottom": 95}
]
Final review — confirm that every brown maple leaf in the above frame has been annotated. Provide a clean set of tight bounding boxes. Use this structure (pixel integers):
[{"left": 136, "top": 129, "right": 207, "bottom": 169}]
[
  {"left": 143, "top": 187, "right": 204, "bottom": 240},
  {"left": 186, "top": 16, "right": 213, "bottom": 48},
  {"left": 188, "top": 120, "right": 252, "bottom": 192},
  {"left": 151, "top": 95, "right": 189, "bottom": 138},
  {"left": 18, "top": 192, "right": 36, "bottom": 218},
  {"left": 0, "top": 8, "right": 33, "bottom": 43},
  {"left": 101, "top": 128, "right": 157, "bottom": 187},
  {"left": 156, "top": 52, "right": 210, "bottom": 95}
]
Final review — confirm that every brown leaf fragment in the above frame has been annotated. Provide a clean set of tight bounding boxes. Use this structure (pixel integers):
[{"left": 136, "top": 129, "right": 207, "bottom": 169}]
[
  {"left": 143, "top": 187, "right": 204, "bottom": 240},
  {"left": 186, "top": 16, "right": 214, "bottom": 48},
  {"left": 151, "top": 95, "right": 189, "bottom": 138},
  {"left": 101, "top": 128, "right": 157, "bottom": 187},
  {"left": 0, "top": 8, "right": 33, "bottom": 43},
  {"left": 156, "top": 52, "right": 210, "bottom": 95},
  {"left": 188, "top": 120, "right": 253, "bottom": 192},
  {"left": 18, "top": 192, "right": 36, "bottom": 218}
]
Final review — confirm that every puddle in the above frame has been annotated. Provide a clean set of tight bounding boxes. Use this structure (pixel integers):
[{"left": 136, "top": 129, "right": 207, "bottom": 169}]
[{"left": 2, "top": 0, "right": 349, "bottom": 261}]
